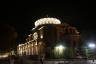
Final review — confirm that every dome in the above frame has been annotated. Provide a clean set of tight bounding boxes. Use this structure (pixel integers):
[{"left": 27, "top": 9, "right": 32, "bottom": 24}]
[{"left": 35, "top": 18, "right": 61, "bottom": 27}]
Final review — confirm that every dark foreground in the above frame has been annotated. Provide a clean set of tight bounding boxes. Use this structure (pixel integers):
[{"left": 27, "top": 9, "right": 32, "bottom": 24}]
[{"left": 0, "top": 57, "right": 96, "bottom": 64}]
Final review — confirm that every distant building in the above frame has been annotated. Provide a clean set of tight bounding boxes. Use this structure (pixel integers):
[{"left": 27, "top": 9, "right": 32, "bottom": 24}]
[{"left": 17, "top": 18, "right": 80, "bottom": 59}]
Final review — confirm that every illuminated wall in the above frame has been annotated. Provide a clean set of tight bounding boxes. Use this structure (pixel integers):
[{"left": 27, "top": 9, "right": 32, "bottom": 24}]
[{"left": 17, "top": 38, "right": 45, "bottom": 56}]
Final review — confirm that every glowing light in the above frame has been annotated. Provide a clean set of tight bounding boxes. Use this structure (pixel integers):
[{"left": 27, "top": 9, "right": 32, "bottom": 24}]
[
  {"left": 35, "top": 42, "right": 37, "bottom": 45},
  {"left": 35, "top": 18, "right": 61, "bottom": 27},
  {"left": 28, "top": 34, "right": 32, "bottom": 37},
  {"left": 18, "top": 44, "right": 24, "bottom": 47},
  {"left": 0, "top": 54, "right": 9, "bottom": 59},
  {"left": 55, "top": 45, "right": 65, "bottom": 54},
  {"left": 88, "top": 43, "right": 96, "bottom": 49},
  {"left": 41, "top": 35, "right": 43, "bottom": 39},
  {"left": 33, "top": 32, "right": 38, "bottom": 40},
  {"left": 55, "top": 45, "right": 65, "bottom": 51}
]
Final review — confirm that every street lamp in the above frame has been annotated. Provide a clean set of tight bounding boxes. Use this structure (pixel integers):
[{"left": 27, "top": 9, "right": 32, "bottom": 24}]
[{"left": 88, "top": 43, "right": 96, "bottom": 49}]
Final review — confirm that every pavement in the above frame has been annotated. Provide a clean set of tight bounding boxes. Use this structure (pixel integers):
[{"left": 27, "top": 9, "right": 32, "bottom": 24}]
[{"left": 0, "top": 56, "right": 96, "bottom": 64}]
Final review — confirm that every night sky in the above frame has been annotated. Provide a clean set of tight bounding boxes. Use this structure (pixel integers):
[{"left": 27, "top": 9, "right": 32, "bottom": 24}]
[{"left": 0, "top": 3, "right": 96, "bottom": 51}]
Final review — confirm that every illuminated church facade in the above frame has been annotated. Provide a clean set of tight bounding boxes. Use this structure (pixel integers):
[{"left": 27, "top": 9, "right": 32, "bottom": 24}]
[{"left": 17, "top": 18, "right": 80, "bottom": 59}]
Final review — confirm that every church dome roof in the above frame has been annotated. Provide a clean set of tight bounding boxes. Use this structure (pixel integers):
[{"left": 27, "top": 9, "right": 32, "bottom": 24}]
[{"left": 35, "top": 18, "right": 61, "bottom": 27}]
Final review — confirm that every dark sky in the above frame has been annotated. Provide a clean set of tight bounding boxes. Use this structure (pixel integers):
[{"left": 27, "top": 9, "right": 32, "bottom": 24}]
[{"left": 0, "top": 3, "right": 96, "bottom": 51}]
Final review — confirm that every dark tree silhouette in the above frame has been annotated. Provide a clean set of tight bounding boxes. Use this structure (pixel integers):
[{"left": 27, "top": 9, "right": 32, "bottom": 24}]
[{"left": 0, "top": 24, "right": 17, "bottom": 52}]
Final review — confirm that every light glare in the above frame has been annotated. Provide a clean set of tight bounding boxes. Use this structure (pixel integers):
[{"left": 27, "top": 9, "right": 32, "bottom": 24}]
[
  {"left": 88, "top": 43, "right": 96, "bottom": 48},
  {"left": 55, "top": 45, "right": 65, "bottom": 53}
]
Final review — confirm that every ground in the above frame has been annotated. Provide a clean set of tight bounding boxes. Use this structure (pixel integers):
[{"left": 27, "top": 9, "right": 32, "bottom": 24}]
[{"left": 0, "top": 56, "right": 96, "bottom": 64}]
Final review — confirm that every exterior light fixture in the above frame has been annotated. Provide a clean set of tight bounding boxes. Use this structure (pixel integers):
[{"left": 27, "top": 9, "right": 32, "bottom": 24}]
[
  {"left": 54, "top": 45, "right": 65, "bottom": 56},
  {"left": 88, "top": 43, "right": 96, "bottom": 49}
]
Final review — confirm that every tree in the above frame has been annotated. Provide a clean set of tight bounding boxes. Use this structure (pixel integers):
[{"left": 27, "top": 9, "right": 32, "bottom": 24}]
[{"left": 0, "top": 24, "right": 17, "bottom": 52}]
